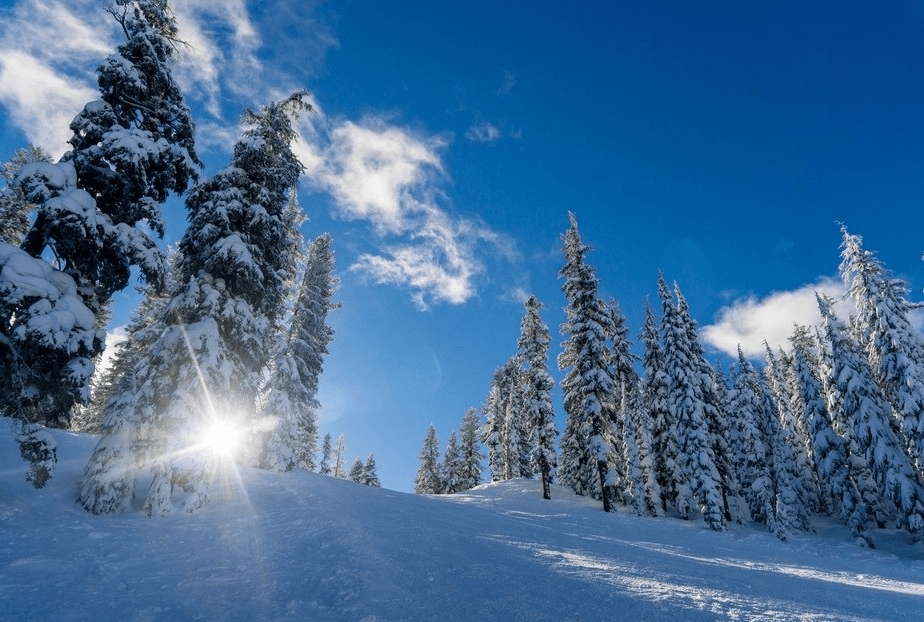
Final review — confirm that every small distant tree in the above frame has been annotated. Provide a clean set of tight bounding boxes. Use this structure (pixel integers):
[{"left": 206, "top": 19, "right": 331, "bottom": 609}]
[
  {"left": 457, "top": 407, "right": 484, "bottom": 492},
  {"left": 414, "top": 424, "right": 443, "bottom": 494},
  {"left": 318, "top": 433, "right": 333, "bottom": 476},
  {"left": 363, "top": 454, "right": 381, "bottom": 488},
  {"left": 442, "top": 431, "right": 463, "bottom": 494},
  {"left": 332, "top": 435, "right": 347, "bottom": 478},
  {"left": 348, "top": 458, "right": 365, "bottom": 483},
  {"left": 481, "top": 359, "right": 520, "bottom": 482}
]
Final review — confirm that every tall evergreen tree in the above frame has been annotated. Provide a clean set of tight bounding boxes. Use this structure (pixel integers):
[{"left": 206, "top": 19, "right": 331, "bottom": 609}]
[
  {"left": 79, "top": 93, "right": 309, "bottom": 515},
  {"left": 458, "top": 407, "right": 484, "bottom": 492},
  {"left": 6, "top": 1, "right": 200, "bottom": 429},
  {"left": 790, "top": 326, "right": 870, "bottom": 544},
  {"left": 609, "top": 298, "right": 660, "bottom": 515},
  {"left": 558, "top": 213, "right": 616, "bottom": 512},
  {"left": 839, "top": 227, "right": 924, "bottom": 476},
  {"left": 763, "top": 344, "right": 813, "bottom": 536},
  {"left": 481, "top": 358, "right": 521, "bottom": 482},
  {"left": 641, "top": 299, "right": 676, "bottom": 512},
  {"left": 728, "top": 349, "right": 771, "bottom": 527},
  {"left": 259, "top": 233, "right": 338, "bottom": 471},
  {"left": 658, "top": 276, "right": 725, "bottom": 530},
  {"left": 818, "top": 294, "right": 924, "bottom": 540},
  {"left": 414, "top": 424, "right": 443, "bottom": 494},
  {"left": 516, "top": 295, "right": 558, "bottom": 499}
]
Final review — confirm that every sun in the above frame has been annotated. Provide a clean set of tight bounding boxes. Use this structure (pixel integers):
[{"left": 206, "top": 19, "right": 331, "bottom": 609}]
[{"left": 204, "top": 421, "right": 238, "bottom": 456}]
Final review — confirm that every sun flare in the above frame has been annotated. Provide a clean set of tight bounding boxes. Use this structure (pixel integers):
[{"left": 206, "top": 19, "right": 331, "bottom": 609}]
[{"left": 205, "top": 422, "right": 238, "bottom": 455}]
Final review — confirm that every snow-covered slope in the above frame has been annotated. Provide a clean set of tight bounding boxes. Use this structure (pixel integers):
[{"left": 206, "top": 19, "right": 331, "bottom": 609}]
[{"left": 2, "top": 421, "right": 924, "bottom": 621}]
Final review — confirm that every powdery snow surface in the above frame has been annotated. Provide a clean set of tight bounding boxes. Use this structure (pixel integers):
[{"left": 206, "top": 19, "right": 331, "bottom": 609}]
[{"left": 2, "top": 421, "right": 924, "bottom": 621}]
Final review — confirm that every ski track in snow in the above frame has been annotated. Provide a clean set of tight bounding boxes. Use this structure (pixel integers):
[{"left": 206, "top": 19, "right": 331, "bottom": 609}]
[{"left": 2, "top": 421, "right": 924, "bottom": 621}]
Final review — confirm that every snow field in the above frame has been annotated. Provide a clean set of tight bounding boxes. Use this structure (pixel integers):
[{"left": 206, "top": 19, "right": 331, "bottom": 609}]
[{"left": 3, "top": 421, "right": 924, "bottom": 621}]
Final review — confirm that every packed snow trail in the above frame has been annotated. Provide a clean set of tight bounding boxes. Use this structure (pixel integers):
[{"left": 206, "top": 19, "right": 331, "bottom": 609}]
[{"left": 2, "top": 422, "right": 924, "bottom": 621}]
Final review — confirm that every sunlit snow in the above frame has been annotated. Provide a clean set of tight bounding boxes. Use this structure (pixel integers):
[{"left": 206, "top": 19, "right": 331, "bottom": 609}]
[{"left": 2, "top": 420, "right": 924, "bottom": 621}]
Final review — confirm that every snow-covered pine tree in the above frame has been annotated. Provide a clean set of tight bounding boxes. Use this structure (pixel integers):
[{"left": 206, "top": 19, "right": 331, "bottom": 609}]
[
  {"left": 458, "top": 407, "right": 483, "bottom": 492},
  {"left": 604, "top": 298, "right": 631, "bottom": 502},
  {"left": 815, "top": 321, "right": 888, "bottom": 529},
  {"left": 609, "top": 298, "right": 660, "bottom": 516},
  {"left": 763, "top": 344, "right": 813, "bottom": 536},
  {"left": 363, "top": 454, "right": 381, "bottom": 488},
  {"left": 558, "top": 213, "right": 616, "bottom": 512},
  {"left": 728, "top": 349, "right": 771, "bottom": 527},
  {"left": 818, "top": 294, "right": 924, "bottom": 540},
  {"left": 0, "top": 146, "right": 50, "bottom": 245},
  {"left": 79, "top": 93, "right": 309, "bottom": 515},
  {"left": 5, "top": 0, "right": 200, "bottom": 430},
  {"left": 0, "top": 237, "right": 103, "bottom": 433},
  {"left": 76, "top": 253, "right": 180, "bottom": 435},
  {"left": 839, "top": 227, "right": 924, "bottom": 477},
  {"left": 789, "top": 325, "right": 870, "bottom": 544},
  {"left": 349, "top": 458, "right": 365, "bottom": 483},
  {"left": 481, "top": 358, "right": 520, "bottom": 482},
  {"left": 677, "top": 284, "right": 740, "bottom": 525},
  {"left": 778, "top": 343, "right": 823, "bottom": 515},
  {"left": 319, "top": 433, "right": 333, "bottom": 476},
  {"left": 442, "top": 430, "right": 463, "bottom": 494},
  {"left": 333, "top": 435, "right": 347, "bottom": 478},
  {"left": 414, "top": 424, "right": 443, "bottom": 494},
  {"left": 658, "top": 275, "right": 725, "bottom": 530},
  {"left": 516, "top": 295, "right": 558, "bottom": 500},
  {"left": 259, "top": 232, "right": 338, "bottom": 472},
  {"left": 640, "top": 299, "right": 676, "bottom": 513}
]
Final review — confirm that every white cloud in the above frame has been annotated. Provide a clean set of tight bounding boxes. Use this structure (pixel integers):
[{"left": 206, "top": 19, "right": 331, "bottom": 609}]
[
  {"left": 0, "top": 0, "right": 113, "bottom": 155},
  {"left": 465, "top": 121, "right": 502, "bottom": 144},
  {"left": 171, "top": 0, "right": 262, "bottom": 117},
  {"left": 310, "top": 119, "right": 446, "bottom": 234},
  {"left": 701, "top": 277, "right": 855, "bottom": 359},
  {"left": 299, "top": 116, "right": 506, "bottom": 309}
]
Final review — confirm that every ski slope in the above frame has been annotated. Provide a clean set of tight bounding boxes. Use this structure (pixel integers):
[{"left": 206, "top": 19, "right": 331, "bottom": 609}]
[{"left": 2, "top": 420, "right": 924, "bottom": 621}]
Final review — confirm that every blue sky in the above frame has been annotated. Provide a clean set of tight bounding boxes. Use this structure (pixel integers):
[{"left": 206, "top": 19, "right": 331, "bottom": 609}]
[{"left": 1, "top": 0, "right": 923, "bottom": 491}]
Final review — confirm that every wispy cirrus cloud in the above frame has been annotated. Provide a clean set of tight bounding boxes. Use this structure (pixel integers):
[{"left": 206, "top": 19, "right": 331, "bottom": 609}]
[
  {"left": 298, "top": 117, "right": 510, "bottom": 309},
  {"left": 701, "top": 277, "right": 853, "bottom": 359},
  {"left": 0, "top": 0, "right": 112, "bottom": 155}
]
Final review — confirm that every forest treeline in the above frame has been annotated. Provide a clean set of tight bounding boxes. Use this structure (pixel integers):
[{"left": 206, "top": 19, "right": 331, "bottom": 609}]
[{"left": 418, "top": 213, "right": 924, "bottom": 546}]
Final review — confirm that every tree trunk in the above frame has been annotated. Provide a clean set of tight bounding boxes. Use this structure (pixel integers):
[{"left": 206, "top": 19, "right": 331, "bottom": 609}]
[
  {"left": 597, "top": 459, "right": 611, "bottom": 512},
  {"left": 541, "top": 464, "right": 551, "bottom": 500}
]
